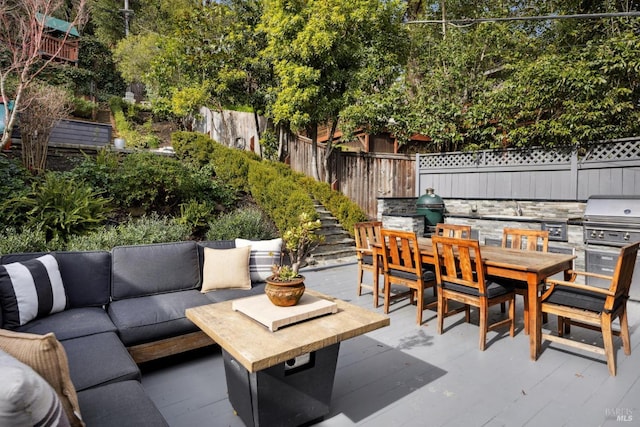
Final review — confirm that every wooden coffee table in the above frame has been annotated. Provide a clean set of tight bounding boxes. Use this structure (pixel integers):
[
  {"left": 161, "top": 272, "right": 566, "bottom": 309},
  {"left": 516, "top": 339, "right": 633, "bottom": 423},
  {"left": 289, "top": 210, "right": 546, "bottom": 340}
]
[{"left": 186, "top": 289, "right": 389, "bottom": 427}]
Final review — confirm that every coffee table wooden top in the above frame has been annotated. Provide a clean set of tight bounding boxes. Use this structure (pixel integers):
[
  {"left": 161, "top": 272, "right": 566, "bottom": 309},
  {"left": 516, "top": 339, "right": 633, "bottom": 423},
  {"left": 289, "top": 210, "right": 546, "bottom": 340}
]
[{"left": 186, "top": 289, "right": 390, "bottom": 372}]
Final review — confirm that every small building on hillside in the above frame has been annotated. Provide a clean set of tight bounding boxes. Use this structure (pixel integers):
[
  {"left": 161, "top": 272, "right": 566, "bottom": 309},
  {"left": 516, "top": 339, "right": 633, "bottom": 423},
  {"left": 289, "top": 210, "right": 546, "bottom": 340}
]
[{"left": 37, "top": 13, "right": 80, "bottom": 64}]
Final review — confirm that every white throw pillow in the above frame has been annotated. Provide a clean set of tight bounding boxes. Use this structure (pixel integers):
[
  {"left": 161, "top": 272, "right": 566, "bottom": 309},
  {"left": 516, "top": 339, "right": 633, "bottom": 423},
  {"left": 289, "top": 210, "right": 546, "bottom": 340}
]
[
  {"left": 235, "top": 238, "right": 283, "bottom": 282},
  {"left": 0, "top": 254, "right": 67, "bottom": 328},
  {"left": 201, "top": 246, "right": 252, "bottom": 291},
  {"left": 0, "top": 350, "right": 71, "bottom": 427}
]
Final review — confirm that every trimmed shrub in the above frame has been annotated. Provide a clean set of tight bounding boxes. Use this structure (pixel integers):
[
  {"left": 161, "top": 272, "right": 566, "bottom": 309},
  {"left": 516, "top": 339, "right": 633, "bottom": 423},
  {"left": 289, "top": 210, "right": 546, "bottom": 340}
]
[{"left": 206, "top": 207, "right": 278, "bottom": 240}]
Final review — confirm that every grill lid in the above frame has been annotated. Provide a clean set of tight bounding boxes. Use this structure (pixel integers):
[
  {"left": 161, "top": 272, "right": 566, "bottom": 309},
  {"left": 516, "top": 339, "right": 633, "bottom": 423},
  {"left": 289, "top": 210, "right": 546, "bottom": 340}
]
[{"left": 584, "top": 195, "right": 640, "bottom": 223}]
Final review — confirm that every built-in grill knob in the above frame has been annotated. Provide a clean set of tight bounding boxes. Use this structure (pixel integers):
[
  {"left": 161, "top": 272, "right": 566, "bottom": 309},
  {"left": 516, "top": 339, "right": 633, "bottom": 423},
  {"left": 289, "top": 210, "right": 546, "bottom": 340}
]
[
  {"left": 598, "top": 231, "right": 605, "bottom": 238},
  {"left": 590, "top": 230, "right": 597, "bottom": 238},
  {"left": 624, "top": 232, "right": 630, "bottom": 241}
]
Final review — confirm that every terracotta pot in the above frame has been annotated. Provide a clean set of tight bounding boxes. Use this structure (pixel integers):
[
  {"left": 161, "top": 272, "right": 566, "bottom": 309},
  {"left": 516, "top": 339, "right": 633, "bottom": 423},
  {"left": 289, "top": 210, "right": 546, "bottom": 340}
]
[{"left": 264, "top": 275, "right": 306, "bottom": 307}]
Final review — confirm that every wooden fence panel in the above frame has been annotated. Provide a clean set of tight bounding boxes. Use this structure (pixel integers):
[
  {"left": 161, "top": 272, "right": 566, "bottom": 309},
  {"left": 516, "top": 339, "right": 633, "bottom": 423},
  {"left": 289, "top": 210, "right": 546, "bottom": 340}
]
[{"left": 288, "top": 137, "right": 414, "bottom": 219}]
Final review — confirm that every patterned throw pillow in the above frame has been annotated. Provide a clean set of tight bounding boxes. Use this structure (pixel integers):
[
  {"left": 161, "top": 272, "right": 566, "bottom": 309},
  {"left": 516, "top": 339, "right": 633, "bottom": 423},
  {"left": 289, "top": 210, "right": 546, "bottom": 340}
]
[
  {"left": 0, "top": 330, "right": 83, "bottom": 426},
  {"left": 234, "top": 238, "right": 283, "bottom": 282},
  {"left": 0, "top": 254, "right": 67, "bottom": 329},
  {"left": 0, "top": 349, "right": 71, "bottom": 427}
]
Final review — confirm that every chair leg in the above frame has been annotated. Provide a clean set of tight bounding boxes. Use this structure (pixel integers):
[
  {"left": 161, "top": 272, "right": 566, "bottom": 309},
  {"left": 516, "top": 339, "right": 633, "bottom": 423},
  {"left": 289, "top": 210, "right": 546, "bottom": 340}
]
[
  {"left": 373, "top": 268, "right": 380, "bottom": 308},
  {"left": 522, "top": 293, "right": 529, "bottom": 335},
  {"left": 479, "top": 303, "right": 488, "bottom": 351},
  {"left": 619, "top": 308, "right": 631, "bottom": 356},
  {"left": 357, "top": 264, "right": 364, "bottom": 296},
  {"left": 557, "top": 316, "right": 565, "bottom": 336},
  {"left": 416, "top": 287, "right": 424, "bottom": 325},
  {"left": 509, "top": 298, "right": 515, "bottom": 337},
  {"left": 383, "top": 277, "right": 391, "bottom": 314},
  {"left": 500, "top": 302, "right": 506, "bottom": 313},
  {"left": 465, "top": 305, "right": 471, "bottom": 323},
  {"left": 437, "top": 293, "right": 445, "bottom": 334},
  {"left": 601, "top": 314, "right": 616, "bottom": 376}
]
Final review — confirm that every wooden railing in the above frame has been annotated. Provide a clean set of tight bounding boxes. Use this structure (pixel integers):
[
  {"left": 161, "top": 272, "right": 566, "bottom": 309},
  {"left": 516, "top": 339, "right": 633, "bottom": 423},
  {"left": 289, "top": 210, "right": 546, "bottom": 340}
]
[{"left": 39, "top": 34, "right": 78, "bottom": 63}]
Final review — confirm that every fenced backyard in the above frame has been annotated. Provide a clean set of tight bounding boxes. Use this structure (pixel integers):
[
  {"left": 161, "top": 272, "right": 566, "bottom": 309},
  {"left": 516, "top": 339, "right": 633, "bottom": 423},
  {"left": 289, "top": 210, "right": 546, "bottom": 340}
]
[{"left": 288, "top": 136, "right": 640, "bottom": 219}]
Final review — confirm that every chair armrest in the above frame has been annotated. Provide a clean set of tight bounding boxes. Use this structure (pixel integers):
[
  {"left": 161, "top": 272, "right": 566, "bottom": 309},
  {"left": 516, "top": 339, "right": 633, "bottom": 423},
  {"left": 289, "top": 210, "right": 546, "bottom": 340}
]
[{"left": 543, "top": 277, "right": 615, "bottom": 299}]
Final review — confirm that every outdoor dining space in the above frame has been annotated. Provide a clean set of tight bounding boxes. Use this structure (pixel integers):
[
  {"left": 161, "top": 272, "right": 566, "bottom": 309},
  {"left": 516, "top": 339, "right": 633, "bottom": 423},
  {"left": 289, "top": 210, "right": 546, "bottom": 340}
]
[{"left": 140, "top": 221, "right": 640, "bottom": 426}]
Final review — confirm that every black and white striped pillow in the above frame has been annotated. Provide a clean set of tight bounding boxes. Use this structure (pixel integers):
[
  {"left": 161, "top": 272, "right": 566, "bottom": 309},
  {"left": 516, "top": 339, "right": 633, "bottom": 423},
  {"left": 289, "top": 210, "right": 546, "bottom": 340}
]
[{"left": 0, "top": 255, "right": 67, "bottom": 329}]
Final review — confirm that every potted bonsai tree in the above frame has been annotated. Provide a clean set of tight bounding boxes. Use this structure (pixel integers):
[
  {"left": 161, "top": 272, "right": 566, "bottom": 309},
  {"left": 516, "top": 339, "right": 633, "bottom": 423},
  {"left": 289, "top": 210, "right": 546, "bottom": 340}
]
[{"left": 265, "top": 212, "right": 323, "bottom": 306}]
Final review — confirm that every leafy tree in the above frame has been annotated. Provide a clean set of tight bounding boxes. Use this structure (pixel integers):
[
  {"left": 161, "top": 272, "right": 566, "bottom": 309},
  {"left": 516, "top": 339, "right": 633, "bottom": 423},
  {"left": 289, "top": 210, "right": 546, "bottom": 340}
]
[
  {"left": 259, "top": 0, "right": 408, "bottom": 181},
  {"left": 0, "top": 0, "right": 87, "bottom": 149}
]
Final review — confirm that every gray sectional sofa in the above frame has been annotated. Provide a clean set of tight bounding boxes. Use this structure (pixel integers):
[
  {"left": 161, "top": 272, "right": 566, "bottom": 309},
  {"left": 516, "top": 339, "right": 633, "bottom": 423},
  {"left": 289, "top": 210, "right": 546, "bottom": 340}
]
[{"left": 0, "top": 240, "right": 269, "bottom": 426}]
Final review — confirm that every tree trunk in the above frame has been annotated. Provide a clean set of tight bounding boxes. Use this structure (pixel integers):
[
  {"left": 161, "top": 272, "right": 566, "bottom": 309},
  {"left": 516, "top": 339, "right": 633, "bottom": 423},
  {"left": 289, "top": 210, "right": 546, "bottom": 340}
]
[
  {"left": 322, "top": 119, "right": 339, "bottom": 184},
  {"left": 310, "top": 123, "right": 320, "bottom": 181}
]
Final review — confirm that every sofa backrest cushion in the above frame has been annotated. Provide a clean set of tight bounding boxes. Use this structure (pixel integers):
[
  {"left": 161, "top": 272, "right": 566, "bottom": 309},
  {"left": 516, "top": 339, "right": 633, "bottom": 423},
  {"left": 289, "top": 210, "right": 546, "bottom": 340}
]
[
  {"left": 111, "top": 241, "right": 200, "bottom": 300},
  {"left": 0, "top": 251, "right": 111, "bottom": 310}
]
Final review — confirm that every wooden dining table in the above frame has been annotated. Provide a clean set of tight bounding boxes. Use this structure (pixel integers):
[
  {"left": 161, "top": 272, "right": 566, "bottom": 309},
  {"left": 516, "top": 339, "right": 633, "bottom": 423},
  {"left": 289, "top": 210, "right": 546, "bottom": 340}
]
[{"left": 372, "top": 237, "right": 576, "bottom": 361}]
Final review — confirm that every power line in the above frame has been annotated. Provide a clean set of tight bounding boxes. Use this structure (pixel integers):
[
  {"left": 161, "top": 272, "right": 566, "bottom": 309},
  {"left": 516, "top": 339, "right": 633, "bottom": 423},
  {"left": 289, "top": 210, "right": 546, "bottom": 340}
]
[{"left": 406, "top": 11, "right": 640, "bottom": 25}]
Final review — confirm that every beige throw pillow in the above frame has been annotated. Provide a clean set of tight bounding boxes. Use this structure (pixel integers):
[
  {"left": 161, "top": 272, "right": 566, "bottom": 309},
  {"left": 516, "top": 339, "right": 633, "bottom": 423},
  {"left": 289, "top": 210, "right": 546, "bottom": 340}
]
[
  {"left": 201, "top": 246, "right": 252, "bottom": 292},
  {"left": 0, "top": 329, "right": 84, "bottom": 427}
]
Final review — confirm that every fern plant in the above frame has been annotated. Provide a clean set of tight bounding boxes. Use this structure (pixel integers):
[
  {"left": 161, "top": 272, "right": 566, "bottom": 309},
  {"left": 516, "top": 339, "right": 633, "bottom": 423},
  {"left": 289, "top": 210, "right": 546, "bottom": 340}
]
[{"left": 2, "top": 172, "right": 112, "bottom": 241}]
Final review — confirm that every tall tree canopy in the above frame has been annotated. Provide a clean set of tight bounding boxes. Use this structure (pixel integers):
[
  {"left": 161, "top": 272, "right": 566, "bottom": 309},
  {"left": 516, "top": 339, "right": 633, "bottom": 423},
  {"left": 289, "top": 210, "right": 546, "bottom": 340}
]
[{"left": 259, "top": 0, "right": 409, "bottom": 180}]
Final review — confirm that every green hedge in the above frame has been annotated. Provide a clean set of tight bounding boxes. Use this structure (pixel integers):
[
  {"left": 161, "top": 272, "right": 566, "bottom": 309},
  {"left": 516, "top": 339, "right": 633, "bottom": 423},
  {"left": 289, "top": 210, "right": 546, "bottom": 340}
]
[{"left": 171, "top": 131, "right": 368, "bottom": 236}]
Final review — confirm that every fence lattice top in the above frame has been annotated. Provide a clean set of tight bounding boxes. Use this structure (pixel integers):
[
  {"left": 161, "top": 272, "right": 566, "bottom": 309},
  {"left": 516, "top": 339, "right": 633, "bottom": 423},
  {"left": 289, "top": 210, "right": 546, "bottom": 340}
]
[{"left": 418, "top": 138, "right": 640, "bottom": 170}]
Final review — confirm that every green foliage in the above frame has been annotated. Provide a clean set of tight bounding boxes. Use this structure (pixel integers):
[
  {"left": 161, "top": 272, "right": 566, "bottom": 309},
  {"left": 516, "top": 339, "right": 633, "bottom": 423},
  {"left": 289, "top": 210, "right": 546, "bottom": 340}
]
[
  {"left": 65, "top": 214, "right": 191, "bottom": 251},
  {"left": 172, "top": 131, "right": 218, "bottom": 166},
  {"left": 0, "top": 155, "right": 31, "bottom": 201},
  {"left": 247, "top": 161, "right": 317, "bottom": 233},
  {"left": 71, "top": 96, "right": 97, "bottom": 119},
  {"left": 1, "top": 172, "right": 112, "bottom": 242},
  {"left": 0, "top": 227, "right": 64, "bottom": 255},
  {"left": 106, "top": 152, "right": 233, "bottom": 214},
  {"left": 178, "top": 199, "right": 214, "bottom": 237},
  {"left": 298, "top": 176, "right": 368, "bottom": 237},
  {"left": 206, "top": 207, "right": 278, "bottom": 240}
]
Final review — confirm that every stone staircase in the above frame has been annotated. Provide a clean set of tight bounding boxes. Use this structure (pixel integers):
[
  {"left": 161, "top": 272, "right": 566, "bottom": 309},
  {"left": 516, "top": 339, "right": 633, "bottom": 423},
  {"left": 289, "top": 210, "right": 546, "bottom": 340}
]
[{"left": 308, "top": 202, "right": 357, "bottom": 265}]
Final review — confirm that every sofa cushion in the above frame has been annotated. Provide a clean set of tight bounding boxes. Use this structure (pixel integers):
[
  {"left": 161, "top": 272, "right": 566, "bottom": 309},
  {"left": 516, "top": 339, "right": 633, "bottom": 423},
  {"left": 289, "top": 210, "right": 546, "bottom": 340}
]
[
  {"left": 0, "top": 254, "right": 67, "bottom": 328},
  {"left": 204, "top": 282, "right": 266, "bottom": 303},
  {"left": 77, "top": 380, "right": 168, "bottom": 427},
  {"left": 111, "top": 242, "right": 201, "bottom": 300},
  {"left": 201, "top": 246, "right": 252, "bottom": 291},
  {"left": 61, "top": 332, "right": 140, "bottom": 392},
  {"left": 0, "top": 349, "right": 71, "bottom": 427},
  {"left": 108, "top": 290, "right": 211, "bottom": 346},
  {"left": 235, "top": 238, "right": 283, "bottom": 282},
  {"left": 1, "top": 251, "right": 111, "bottom": 309},
  {"left": 17, "top": 307, "right": 117, "bottom": 341},
  {"left": 0, "top": 329, "right": 84, "bottom": 426}
]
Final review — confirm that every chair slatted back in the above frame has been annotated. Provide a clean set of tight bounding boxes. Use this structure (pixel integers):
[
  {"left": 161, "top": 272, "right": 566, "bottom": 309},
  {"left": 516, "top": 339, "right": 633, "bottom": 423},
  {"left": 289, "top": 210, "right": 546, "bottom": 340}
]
[
  {"left": 435, "top": 223, "right": 471, "bottom": 239},
  {"left": 354, "top": 221, "right": 382, "bottom": 257},
  {"left": 380, "top": 229, "right": 422, "bottom": 276},
  {"left": 502, "top": 228, "right": 549, "bottom": 252},
  {"left": 432, "top": 236, "right": 486, "bottom": 294},
  {"left": 609, "top": 242, "right": 640, "bottom": 306}
]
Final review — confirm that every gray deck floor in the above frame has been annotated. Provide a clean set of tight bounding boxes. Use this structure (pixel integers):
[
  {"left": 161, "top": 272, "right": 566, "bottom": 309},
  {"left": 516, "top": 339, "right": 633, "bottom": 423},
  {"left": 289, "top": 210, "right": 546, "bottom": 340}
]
[{"left": 141, "top": 259, "right": 640, "bottom": 427}]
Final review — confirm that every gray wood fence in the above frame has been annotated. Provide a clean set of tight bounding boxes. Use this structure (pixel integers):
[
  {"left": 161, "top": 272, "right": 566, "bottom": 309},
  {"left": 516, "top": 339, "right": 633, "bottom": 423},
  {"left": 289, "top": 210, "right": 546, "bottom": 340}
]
[
  {"left": 417, "top": 138, "right": 640, "bottom": 201},
  {"left": 289, "top": 136, "right": 640, "bottom": 218}
]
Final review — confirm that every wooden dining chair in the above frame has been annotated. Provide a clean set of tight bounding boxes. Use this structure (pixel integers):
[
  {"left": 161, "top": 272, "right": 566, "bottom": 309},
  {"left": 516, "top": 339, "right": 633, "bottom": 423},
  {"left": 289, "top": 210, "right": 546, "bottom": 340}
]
[
  {"left": 354, "top": 221, "right": 383, "bottom": 306},
  {"left": 434, "top": 223, "right": 471, "bottom": 238},
  {"left": 540, "top": 241, "right": 639, "bottom": 376},
  {"left": 498, "top": 228, "right": 550, "bottom": 334},
  {"left": 431, "top": 235, "right": 515, "bottom": 350},
  {"left": 380, "top": 229, "right": 436, "bottom": 325}
]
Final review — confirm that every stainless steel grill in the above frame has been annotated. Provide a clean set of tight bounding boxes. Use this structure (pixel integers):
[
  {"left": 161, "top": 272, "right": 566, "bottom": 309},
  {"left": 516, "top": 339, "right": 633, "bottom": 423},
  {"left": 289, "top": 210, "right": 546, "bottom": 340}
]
[
  {"left": 583, "top": 195, "right": 640, "bottom": 247},
  {"left": 583, "top": 195, "right": 640, "bottom": 300}
]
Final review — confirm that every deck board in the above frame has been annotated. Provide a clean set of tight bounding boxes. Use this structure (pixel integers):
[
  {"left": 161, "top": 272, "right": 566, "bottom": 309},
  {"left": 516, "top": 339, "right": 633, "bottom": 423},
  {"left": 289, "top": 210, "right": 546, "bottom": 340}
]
[{"left": 141, "top": 260, "right": 640, "bottom": 426}]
